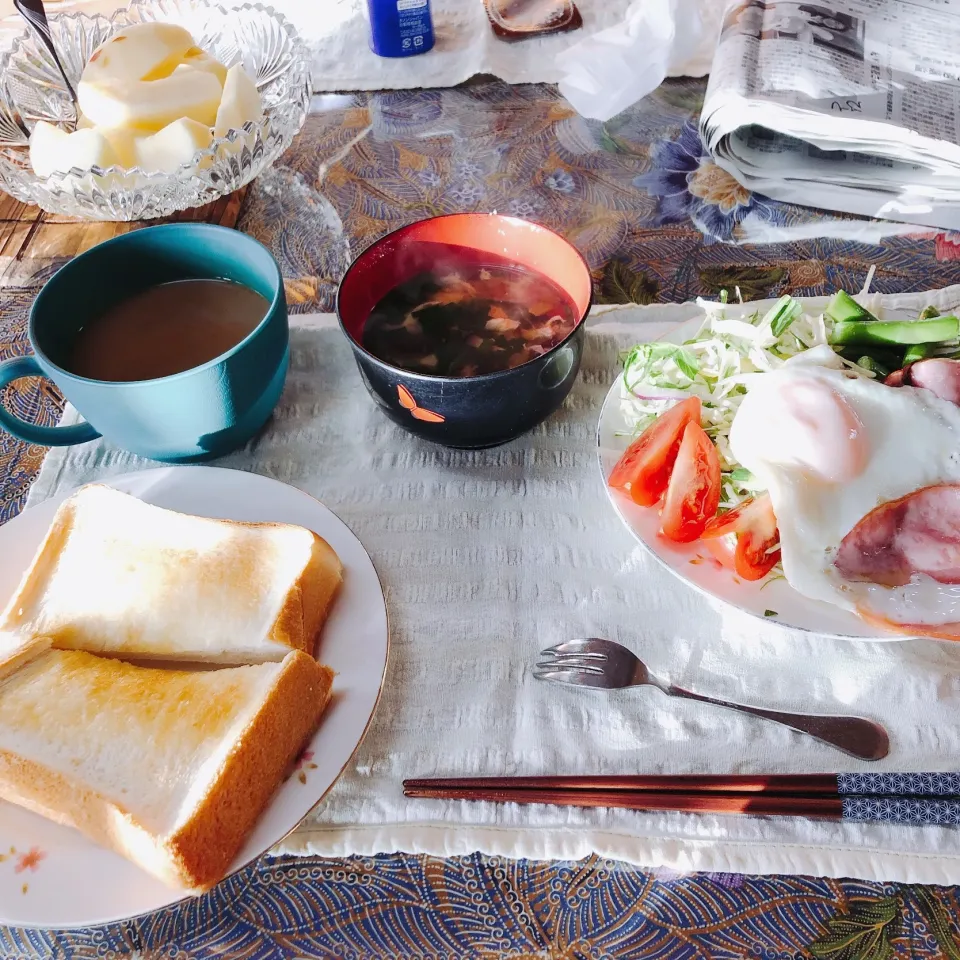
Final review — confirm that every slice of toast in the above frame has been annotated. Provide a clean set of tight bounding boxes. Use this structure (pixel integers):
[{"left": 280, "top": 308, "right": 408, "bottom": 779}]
[
  {"left": 0, "top": 484, "right": 343, "bottom": 665},
  {"left": 0, "top": 649, "right": 333, "bottom": 892}
]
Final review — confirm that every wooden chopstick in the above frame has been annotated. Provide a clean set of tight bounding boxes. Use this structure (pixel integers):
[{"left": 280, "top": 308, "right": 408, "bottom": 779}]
[
  {"left": 403, "top": 777, "right": 960, "bottom": 826},
  {"left": 403, "top": 784, "right": 845, "bottom": 819},
  {"left": 405, "top": 774, "right": 839, "bottom": 796},
  {"left": 403, "top": 773, "right": 960, "bottom": 798}
]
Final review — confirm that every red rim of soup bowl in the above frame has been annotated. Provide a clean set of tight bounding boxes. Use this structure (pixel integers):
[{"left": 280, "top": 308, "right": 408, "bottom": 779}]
[{"left": 336, "top": 212, "right": 593, "bottom": 382}]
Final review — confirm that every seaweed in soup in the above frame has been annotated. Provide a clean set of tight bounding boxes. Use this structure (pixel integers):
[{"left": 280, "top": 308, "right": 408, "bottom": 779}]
[{"left": 362, "top": 263, "right": 578, "bottom": 377}]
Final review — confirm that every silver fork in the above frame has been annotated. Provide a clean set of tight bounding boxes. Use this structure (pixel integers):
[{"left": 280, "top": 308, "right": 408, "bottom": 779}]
[{"left": 534, "top": 638, "right": 889, "bottom": 761}]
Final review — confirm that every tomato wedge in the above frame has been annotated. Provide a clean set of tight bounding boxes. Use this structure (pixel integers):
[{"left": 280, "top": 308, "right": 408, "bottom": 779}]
[
  {"left": 660, "top": 421, "right": 721, "bottom": 543},
  {"left": 608, "top": 397, "right": 701, "bottom": 507},
  {"left": 703, "top": 532, "right": 737, "bottom": 568},
  {"left": 702, "top": 493, "right": 780, "bottom": 581}
]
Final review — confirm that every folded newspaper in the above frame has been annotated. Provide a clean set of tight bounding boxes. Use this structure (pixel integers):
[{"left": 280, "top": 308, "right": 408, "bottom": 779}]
[{"left": 701, "top": 0, "right": 960, "bottom": 230}]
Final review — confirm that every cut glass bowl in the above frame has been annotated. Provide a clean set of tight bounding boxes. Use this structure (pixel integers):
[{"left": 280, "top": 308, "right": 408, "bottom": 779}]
[{"left": 0, "top": 0, "right": 310, "bottom": 220}]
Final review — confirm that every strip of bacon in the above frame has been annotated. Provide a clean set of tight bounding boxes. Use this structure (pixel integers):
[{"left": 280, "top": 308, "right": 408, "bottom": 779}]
[
  {"left": 906, "top": 358, "right": 960, "bottom": 406},
  {"left": 835, "top": 484, "right": 960, "bottom": 587},
  {"left": 883, "top": 358, "right": 960, "bottom": 404}
]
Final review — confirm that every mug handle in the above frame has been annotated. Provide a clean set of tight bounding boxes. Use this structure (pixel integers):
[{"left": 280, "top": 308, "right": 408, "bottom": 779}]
[{"left": 0, "top": 355, "right": 100, "bottom": 446}]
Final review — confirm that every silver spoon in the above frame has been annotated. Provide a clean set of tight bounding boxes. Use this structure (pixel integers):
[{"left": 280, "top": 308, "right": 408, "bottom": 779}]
[
  {"left": 534, "top": 638, "right": 889, "bottom": 761},
  {"left": 14, "top": 0, "right": 78, "bottom": 108}
]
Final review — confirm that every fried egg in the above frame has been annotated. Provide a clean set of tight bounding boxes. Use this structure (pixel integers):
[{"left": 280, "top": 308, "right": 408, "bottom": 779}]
[{"left": 729, "top": 357, "right": 960, "bottom": 629}]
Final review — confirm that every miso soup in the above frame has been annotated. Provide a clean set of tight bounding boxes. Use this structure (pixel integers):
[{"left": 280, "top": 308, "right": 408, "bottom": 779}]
[{"left": 362, "top": 256, "right": 579, "bottom": 378}]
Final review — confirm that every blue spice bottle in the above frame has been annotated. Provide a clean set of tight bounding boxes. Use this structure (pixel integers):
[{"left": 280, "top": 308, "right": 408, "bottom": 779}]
[{"left": 366, "top": 0, "right": 435, "bottom": 57}]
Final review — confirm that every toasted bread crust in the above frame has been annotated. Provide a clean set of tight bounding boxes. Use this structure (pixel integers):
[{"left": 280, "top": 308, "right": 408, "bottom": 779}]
[
  {"left": 0, "top": 494, "right": 74, "bottom": 635},
  {"left": 166, "top": 651, "right": 334, "bottom": 890},
  {"left": 271, "top": 533, "right": 344, "bottom": 656},
  {"left": 0, "top": 494, "right": 71, "bottom": 680}
]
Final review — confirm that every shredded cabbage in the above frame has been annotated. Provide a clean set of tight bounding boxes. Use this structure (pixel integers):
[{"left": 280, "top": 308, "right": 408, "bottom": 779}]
[{"left": 618, "top": 295, "right": 877, "bottom": 510}]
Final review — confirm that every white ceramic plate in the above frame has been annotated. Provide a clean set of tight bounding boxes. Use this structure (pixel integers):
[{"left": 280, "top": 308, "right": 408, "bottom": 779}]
[
  {"left": 596, "top": 316, "right": 901, "bottom": 642},
  {"left": 0, "top": 466, "right": 389, "bottom": 928}
]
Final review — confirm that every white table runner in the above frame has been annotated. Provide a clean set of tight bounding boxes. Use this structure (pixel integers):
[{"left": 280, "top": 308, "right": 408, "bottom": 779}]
[{"left": 23, "top": 300, "right": 960, "bottom": 886}]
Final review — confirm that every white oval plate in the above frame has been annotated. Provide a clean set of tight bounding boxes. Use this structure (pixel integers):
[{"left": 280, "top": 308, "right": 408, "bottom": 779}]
[
  {"left": 0, "top": 466, "right": 389, "bottom": 928},
  {"left": 596, "top": 316, "right": 901, "bottom": 642}
]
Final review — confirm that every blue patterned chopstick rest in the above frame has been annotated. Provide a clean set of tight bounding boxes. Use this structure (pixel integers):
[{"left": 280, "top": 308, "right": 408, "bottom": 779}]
[
  {"left": 837, "top": 773, "right": 960, "bottom": 796},
  {"left": 841, "top": 797, "right": 960, "bottom": 825}
]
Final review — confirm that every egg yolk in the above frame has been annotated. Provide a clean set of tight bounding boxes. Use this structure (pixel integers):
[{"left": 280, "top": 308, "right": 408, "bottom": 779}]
[{"left": 779, "top": 380, "right": 867, "bottom": 483}]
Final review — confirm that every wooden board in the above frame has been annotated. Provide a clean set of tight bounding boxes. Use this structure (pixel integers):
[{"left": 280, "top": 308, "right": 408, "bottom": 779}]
[{"left": 0, "top": 187, "right": 248, "bottom": 288}]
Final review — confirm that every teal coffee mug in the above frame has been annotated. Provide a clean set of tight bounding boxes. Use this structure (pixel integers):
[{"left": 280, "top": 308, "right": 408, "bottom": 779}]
[{"left": 0, "top": 224, "right": 288, "bottom": 463}]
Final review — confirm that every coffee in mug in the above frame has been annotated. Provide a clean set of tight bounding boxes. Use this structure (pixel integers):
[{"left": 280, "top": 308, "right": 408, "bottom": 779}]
[{"left": 66, "top": 279, "right": 269, "bottom": 383}]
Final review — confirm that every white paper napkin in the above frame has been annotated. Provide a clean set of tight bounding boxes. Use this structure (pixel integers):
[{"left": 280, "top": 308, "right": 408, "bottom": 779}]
[{"left": 23, "top": 298, "right": 960, "bottom": 886}]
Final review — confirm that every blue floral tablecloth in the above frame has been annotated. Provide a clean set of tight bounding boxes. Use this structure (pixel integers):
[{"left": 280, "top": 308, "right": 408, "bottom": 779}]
[
  {"left": 2, "top": 854, "right": 959, "bottom": 958},
  {"left": 3, "top": 78, "right": 960, "bottom": 957}
]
